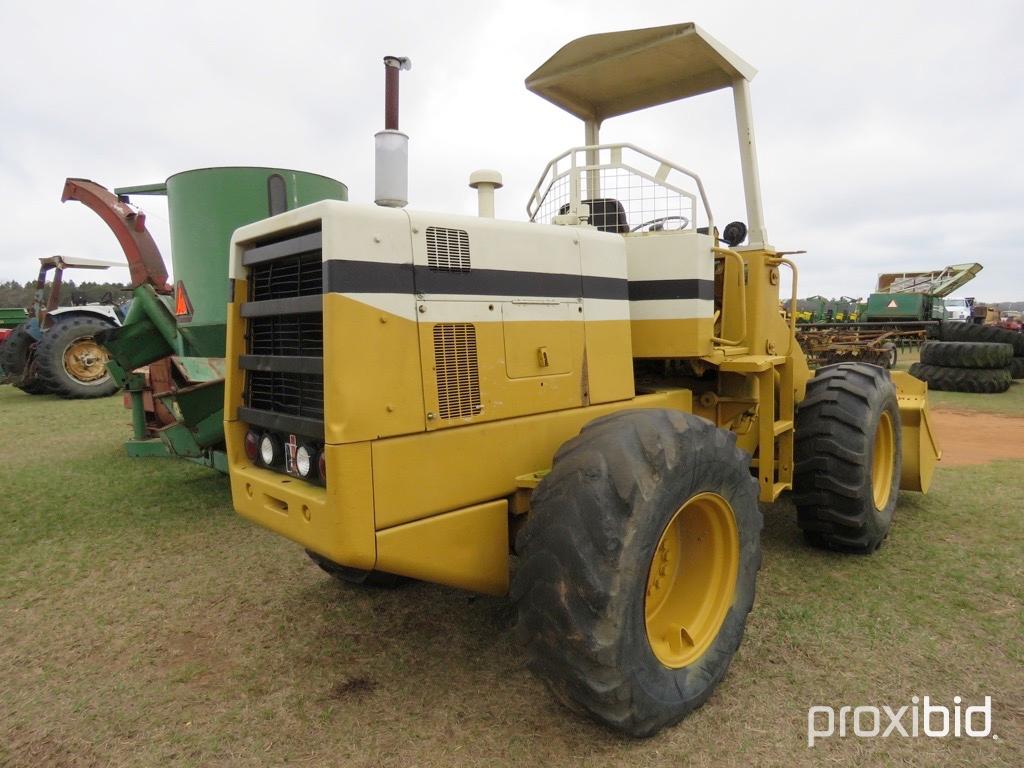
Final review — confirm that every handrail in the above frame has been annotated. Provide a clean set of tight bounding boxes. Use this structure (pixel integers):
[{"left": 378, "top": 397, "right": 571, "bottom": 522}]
[
  {"left": 526, "top": 143, "right": 714, "bottom": 233},
  {"left": 711, "top": 246, "right": 747, "bottom": 347},
  {"left": 772, "top": 256, "right": 799, "bottom": 354}
]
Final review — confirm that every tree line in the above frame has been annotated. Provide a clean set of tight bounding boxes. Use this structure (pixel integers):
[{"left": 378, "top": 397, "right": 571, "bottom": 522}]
[{"left": 0, "top": 280, "right": 131, "bottom": 309}]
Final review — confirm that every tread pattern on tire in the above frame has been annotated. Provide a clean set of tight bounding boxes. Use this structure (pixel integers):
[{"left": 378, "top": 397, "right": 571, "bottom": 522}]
[
  {"left": 920, "top": 340, "right": 1013, "bottom": 369},
  {"left": 0, "top": 324, "right": 49, "bottom": 394},
  {"left": 511, "top": 409, "right": 762, "bottom": 737},
  {"left": 793, "top": 362, "right": 902, "bottom": 552},
  {"left": 908, "top": 362, "right": 1012, "bottom": 393},
  {"left": 938, "top": 321, "right": 1024, "bottom": 356},
  {"left": 1009, "top": 357, "right": 1024, "bottom": 380},
  {"left": 0, "top": 324, "right": 32, "bottom": 379},
  {"left": 34, "top": 315, "right": 119, "bottom": 399}
]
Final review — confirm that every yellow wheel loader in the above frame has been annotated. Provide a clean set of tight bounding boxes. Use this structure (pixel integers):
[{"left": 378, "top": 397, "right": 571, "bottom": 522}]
[{"left": 223, "top": 23, "right": 941, "bottom": 737}]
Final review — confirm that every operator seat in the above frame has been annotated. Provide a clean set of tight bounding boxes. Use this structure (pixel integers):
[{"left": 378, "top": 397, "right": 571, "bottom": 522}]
[{"left": 558, "top": 198, "right": 629, "bottom": 234}]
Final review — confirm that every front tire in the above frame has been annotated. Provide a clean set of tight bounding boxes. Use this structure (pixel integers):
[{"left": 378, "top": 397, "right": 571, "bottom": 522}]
[
  {"left": 793, "top": 363, "right": 902, "bottom": 552},
  {"left": 512, "top": 409, "right": 762, "bottom": 737}
]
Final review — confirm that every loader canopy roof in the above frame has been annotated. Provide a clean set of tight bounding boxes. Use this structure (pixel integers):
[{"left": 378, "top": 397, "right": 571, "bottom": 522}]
[
  {"left": 39, "top": 255, "right": 122, "bottom": 270},
  {"left": 525, "top": 22, "right": 757, "bottom": 122}
]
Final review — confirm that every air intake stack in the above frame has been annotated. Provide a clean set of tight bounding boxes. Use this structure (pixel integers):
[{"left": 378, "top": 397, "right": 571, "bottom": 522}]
[{"left": 375, "top": 55, "right": 412, "bottom": 207}]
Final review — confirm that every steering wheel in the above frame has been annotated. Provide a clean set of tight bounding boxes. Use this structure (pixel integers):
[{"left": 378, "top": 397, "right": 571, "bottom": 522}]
[{"left": 630, "top": 215, "right": 690, "bottom": 233}]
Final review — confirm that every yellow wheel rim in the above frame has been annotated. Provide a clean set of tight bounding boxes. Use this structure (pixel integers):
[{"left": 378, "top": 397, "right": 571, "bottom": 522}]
[
  {"left": 644, "top": 492, "right": 739, "bottom": 668},
  {"left": 63, "top": 337, "right": 110, "bottom": 384},
  {"left": 871, "top": 411, "right": 895, "bottom": 509}
]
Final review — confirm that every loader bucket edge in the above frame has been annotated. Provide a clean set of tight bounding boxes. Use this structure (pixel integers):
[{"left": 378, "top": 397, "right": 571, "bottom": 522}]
[{"left": 891, "top": 370, "right": 941, "bottom": 493}]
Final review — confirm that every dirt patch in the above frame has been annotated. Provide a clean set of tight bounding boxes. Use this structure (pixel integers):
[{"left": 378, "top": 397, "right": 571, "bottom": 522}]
[
  {"left": 328, "top": 676, "right": 377, "bottom": 700},
  {"left": 930, "top": 408, "right": 1024, "bottom": 466}
]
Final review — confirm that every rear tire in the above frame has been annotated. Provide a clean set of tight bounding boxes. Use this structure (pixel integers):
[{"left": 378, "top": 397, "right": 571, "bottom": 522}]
[
  {"left": 306, "top": 550, "right": 405, "bottom": 588},
  {"left": 908, "top": 363, "right": 1012, "bottom": 393},
  {"left": 34, "top": 316, "right": 119, "bottom": 399},
  {"left": 512, "top": 409, "right": 762, "bottom": 737},
  {"left": 919, "top": 340, "right": 1013, "bottom": 369},
  {"left": 793, "top": 363, "right": 902, "bottom": 553}
]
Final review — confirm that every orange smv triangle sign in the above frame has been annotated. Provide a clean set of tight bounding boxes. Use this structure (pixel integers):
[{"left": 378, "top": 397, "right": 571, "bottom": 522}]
[{"left": 174, "top": 280, "right": 193, "bottom": 317}]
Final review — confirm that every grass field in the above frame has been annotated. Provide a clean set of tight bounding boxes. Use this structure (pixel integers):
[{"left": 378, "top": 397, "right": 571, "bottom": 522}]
[{"left": 1, "top": 382, "right": 1021, "bottom": 767}]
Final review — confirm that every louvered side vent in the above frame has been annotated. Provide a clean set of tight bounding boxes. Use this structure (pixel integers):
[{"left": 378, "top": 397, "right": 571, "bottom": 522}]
[
  {"left": 433, "top": 323, "right": 481, "bottom": 419},
  {"left": 426, "top": 226, "right": 471, "bottom": 272}
]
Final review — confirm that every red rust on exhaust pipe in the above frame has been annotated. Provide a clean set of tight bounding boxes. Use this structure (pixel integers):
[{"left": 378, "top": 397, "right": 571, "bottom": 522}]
[{"left": 384, "top": 56, "right": 402, "bottom": 130}]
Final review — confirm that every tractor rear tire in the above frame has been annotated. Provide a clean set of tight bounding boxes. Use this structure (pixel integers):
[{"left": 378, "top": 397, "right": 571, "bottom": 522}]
[
  {"left": 17, "top": 375, "right": 51, "bottom": 395},
  {"left": 908, "top": 363, "right": 1012, "bottom": 393},
  {"left": 306, "top": 550, "right": 405, "bottom": 588},
  {"left": 1010, "top": 357, "right": 1024, "bottom": 380},
  {"left": 34, "top": 316, "right": 119, "bottom": 399},
  {"left": 793, "top": 363, "right": 902, "bottom": 553},
  {"left": 919, "top": 340, "right": 1013, "bottom": 369},
  {"left": 511, "top": 409, "right": 762, "bottom": 737},
  {"left": 938, "top": 321, "right": 1024, "bottom": 356}
]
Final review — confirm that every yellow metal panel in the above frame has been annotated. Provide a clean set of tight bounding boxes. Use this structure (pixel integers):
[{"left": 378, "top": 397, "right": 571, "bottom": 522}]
[
  {"left": 715, "top": 354, "right": 784, "bottom": 373},
  {"left": 376, "top": 500, "right": 510, "bottom": 596},
  {"left": 631, "top": 318, "right": 714, "bottom": 358},
  {"left": 226, "top": 426, "right": 377, "bottom": 570},
  {"left": 373, "top": 389, "right": 693, "bottom": 528},
  {"left": 418, "top": 309, "right": 586, "bottom": 429},
  {"left": 323, "top": 293, "right": 425, "bottom": 444},
  {"left": 502, "top": 304, "right": 580, "bottom": 378},
  {"left": 582, "top": 319, "right": 635, "bottom": 404},
  {"left": 891, "top": 371, "right": 941, "bottom": 493}
]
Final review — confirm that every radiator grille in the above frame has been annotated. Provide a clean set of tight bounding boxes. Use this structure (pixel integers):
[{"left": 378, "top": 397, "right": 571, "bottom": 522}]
[
  {"left": 433, "top": 323, "right": 481, "bottom": 419},
  {"left": 243, "top": 228, "right": 326, "bottom": 438},
  {"left": 249, "top": 251, "right": 322, "bottom": 301},
  {"left": 426, "top": 226, "right": 471, "bottom": 272},
  {"left": 248, "top": 315, "right": 323, "bottom": 356},
  {"left": 246, "top": 371, "right": 324, "bottom": 420}
]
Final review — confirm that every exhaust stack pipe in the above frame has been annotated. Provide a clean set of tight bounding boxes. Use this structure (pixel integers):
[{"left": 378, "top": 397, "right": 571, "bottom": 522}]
[{"left": 375, "top": 55, "right": 412, "bottom": 208}]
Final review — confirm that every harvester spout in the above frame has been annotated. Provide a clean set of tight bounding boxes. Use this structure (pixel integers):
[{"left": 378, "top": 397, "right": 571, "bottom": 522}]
[{"left": 60, "top": 178, "right": 172, "bottom": 294}]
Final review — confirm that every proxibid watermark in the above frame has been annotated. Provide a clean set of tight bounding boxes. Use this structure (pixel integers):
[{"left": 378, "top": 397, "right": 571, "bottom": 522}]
[{"left": 807, "top": 696, "right": 997, "bottom": 748}]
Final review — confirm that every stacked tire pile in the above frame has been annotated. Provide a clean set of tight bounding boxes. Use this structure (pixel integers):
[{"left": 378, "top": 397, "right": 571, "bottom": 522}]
[{"left": 909, "top": 322, "right": 1024, "bottom": 394}]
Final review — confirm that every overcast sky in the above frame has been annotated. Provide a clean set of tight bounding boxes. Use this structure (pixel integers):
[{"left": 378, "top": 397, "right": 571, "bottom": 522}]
[{"left": 1, "top": 0, "right": 1021, "bottom": 300}]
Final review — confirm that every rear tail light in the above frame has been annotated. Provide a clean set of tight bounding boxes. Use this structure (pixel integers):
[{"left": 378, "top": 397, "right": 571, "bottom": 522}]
[{"left": 244, "top": 430, "right": 260, "bottom": 462}]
